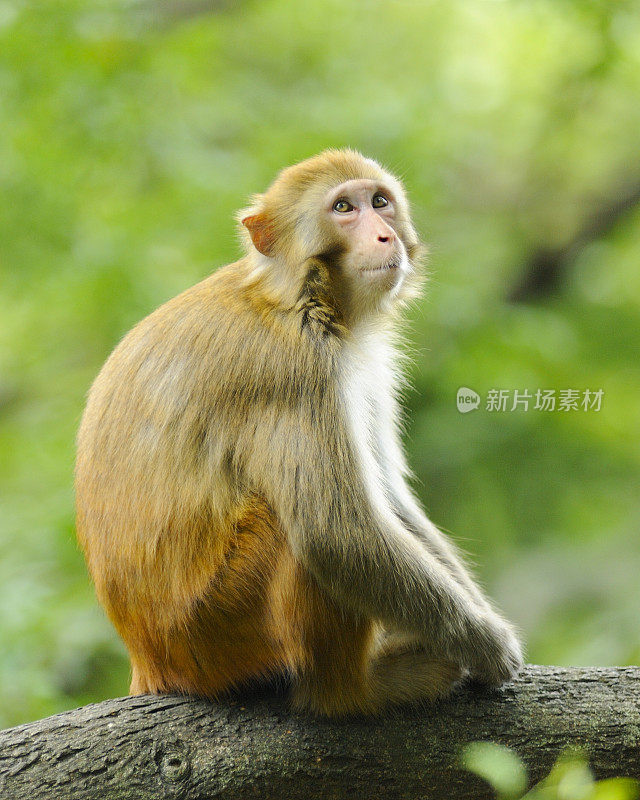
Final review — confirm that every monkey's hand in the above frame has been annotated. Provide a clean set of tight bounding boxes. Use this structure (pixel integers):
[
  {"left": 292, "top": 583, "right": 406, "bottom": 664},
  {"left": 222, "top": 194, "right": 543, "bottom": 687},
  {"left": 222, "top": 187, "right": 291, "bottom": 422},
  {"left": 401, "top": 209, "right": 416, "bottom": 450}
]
[{"left": 462, "top": 611, "right": 524, "bottom": 686}]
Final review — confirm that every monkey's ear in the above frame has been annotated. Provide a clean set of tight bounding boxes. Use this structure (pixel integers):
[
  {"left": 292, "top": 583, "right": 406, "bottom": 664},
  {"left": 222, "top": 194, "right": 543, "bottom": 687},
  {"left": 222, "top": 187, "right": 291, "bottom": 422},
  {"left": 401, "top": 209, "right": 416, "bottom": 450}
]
[{"left": 241, "top": 213, "right": 276, "bottom": 256}]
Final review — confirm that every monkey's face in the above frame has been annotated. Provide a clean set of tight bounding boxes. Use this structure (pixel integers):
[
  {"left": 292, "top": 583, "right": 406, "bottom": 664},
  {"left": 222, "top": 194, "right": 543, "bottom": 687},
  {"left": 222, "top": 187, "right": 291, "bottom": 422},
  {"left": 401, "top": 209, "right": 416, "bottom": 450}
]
[
  {"left": 240, "top": 151, "right": 424, "bottom": 314},
  {"left": 325, "top": 178, "right": 408, "bottom": 298}
]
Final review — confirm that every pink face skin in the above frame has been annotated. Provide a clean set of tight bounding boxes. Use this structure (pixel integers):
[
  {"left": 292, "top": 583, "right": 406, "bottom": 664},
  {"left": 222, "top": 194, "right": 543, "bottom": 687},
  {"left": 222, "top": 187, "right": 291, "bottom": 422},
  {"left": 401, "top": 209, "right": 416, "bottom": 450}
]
[{"left": 325, "top": 178, "right": 407, "bottom": 294}]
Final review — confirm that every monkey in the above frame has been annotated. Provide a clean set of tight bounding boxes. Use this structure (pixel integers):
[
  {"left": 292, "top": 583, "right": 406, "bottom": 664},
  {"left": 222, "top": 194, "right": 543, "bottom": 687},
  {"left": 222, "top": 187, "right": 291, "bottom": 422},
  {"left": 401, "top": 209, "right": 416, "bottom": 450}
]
[{"left": 75, "top": 149, "right": 523, "bottom": 717}]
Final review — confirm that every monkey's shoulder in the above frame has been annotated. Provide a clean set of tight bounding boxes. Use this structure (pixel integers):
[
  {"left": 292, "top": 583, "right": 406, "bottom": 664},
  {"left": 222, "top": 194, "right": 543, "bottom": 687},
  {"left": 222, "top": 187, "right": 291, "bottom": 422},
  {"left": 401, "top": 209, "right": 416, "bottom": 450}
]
[
  {"left": 123, "top": 260, "right": 338, "bottom": 349},
  {"left": 90, "top": 261, "right": 341, "bottom": 414}
]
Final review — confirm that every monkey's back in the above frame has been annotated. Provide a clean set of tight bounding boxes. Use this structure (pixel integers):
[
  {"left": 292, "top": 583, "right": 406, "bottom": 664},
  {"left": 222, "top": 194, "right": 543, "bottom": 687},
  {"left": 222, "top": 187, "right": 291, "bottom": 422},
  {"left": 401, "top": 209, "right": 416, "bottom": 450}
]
[{"left": 75, "top": 261, "right": 323, "bottom": 695}]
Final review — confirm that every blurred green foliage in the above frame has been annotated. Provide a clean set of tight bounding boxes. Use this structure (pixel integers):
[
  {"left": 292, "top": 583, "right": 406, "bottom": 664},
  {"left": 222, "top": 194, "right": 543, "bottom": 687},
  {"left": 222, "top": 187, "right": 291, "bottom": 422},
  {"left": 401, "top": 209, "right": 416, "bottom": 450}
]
[
  {"left": 0, "top": 0, "right": 639, "bottom": 728},
  {"left": 462, "top": 743, "right": 639, "bottom": 800}
]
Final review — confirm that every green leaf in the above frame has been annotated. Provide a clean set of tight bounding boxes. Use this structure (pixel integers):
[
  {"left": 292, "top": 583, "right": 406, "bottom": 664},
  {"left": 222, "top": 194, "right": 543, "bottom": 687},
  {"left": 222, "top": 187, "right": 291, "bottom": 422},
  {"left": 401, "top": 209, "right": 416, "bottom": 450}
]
[
  {"left": 589, "top": 778, "right": 640, "bottom": 800},
  {"left": 462, "top": 742, "right": 528, "bottom": 799}
]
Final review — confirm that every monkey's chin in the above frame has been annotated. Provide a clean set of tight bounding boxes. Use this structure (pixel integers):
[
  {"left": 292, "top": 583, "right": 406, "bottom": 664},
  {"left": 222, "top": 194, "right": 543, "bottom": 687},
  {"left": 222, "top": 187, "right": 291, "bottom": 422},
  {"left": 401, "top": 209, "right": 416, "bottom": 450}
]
[{"left": 359, "top": 256, "right": 405, "bottom": 292}]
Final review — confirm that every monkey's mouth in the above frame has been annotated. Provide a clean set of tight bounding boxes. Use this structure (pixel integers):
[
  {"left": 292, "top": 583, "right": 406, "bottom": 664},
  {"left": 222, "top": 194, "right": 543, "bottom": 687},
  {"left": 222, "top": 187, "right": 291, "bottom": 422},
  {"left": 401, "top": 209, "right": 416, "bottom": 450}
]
[{"left": 360, "top": 257, "right": 401, "bottom": 274}]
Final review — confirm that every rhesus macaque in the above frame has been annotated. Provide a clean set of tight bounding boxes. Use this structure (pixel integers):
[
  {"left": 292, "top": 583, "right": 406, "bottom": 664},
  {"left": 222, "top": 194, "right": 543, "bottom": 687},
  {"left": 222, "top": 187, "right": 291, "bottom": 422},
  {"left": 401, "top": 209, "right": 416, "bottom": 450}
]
[{"left": 76, "top": 150, "right": 523, "bottom": 716}]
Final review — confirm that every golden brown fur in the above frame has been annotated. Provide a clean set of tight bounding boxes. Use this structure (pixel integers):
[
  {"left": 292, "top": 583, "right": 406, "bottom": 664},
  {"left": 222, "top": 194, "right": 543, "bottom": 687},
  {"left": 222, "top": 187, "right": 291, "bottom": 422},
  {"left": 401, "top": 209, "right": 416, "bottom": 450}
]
[{"left": 76, "top": 150, "right": 522, "bottom": 716}]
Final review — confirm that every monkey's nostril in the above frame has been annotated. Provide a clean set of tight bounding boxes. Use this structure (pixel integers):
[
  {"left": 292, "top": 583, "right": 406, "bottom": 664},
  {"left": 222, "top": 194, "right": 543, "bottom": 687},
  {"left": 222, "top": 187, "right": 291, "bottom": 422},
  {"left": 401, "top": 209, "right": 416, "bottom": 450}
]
[{"left": 378, "top": 236, "right": 390, "bottom": 243}]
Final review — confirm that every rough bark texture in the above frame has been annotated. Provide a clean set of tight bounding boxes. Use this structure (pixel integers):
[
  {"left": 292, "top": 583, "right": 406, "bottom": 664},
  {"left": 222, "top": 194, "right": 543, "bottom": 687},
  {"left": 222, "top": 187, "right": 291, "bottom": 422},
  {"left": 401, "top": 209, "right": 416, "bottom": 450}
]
[{"left": 1, "top": 665, "right": 639, "bottom": 799}]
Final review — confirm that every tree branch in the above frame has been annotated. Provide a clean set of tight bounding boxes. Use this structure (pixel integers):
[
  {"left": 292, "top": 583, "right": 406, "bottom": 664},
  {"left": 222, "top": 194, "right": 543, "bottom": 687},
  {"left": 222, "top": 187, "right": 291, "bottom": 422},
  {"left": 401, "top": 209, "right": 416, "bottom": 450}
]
[
  {"left": 509, "top": 180, "right": 640, "bottom": 302},
  {"left": 1, "top": 666, "right": 639, "bottom": 799}
]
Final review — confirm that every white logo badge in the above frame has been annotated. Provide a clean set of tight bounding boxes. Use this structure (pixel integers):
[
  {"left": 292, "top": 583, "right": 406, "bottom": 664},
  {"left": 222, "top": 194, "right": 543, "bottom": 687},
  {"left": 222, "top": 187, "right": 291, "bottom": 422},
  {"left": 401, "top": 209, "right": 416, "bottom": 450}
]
[{"left": 457, "top": 387, "right": 480, "bottom": 413}]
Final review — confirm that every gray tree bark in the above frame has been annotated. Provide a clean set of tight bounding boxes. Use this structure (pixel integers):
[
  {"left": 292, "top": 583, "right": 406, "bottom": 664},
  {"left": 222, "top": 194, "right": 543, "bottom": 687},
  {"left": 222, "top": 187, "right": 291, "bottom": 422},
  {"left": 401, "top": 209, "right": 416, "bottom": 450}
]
[{"left": 0, "top": 665, "right": 639, "bottom": 800}]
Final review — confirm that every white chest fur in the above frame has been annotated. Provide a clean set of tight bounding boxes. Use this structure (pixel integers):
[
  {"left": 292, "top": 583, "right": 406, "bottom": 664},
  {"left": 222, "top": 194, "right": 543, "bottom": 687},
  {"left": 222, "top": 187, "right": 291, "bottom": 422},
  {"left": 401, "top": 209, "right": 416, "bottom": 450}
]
[{"left": 339, "top": 329, "right": 402, "bottom": 508}]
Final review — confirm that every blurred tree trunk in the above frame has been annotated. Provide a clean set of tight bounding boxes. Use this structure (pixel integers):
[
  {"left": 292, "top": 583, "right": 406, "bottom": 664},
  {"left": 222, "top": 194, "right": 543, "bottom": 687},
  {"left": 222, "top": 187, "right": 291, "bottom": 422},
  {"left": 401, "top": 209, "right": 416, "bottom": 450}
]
[
  {"left": 0, "top": 665, "right": 639, "bottom": 799},
  {"left": 509, "top": 180, "right": 640, "bottom": 301}
]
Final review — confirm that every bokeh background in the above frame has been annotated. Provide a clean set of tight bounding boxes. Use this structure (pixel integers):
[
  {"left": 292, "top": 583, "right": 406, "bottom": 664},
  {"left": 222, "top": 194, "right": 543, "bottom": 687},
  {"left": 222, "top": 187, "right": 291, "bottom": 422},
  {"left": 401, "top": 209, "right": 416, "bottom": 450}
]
[{"left": 1, "top": 0, "right": 639, "bottom": 729}]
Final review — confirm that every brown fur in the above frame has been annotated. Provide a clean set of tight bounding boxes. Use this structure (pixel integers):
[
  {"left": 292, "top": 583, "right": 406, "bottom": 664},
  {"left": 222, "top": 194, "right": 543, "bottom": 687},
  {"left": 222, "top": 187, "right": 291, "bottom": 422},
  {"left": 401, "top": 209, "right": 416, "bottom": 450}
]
[{"left": 76, "top": 150, "right": 522, "bottom": 716}]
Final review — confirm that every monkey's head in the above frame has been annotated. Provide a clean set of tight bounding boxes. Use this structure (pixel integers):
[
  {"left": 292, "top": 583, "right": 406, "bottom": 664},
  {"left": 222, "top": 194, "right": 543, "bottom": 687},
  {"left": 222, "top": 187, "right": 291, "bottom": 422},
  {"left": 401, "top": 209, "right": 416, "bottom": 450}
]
[{"left": 239, "top": 150, "right": 425, "bottom": 320}]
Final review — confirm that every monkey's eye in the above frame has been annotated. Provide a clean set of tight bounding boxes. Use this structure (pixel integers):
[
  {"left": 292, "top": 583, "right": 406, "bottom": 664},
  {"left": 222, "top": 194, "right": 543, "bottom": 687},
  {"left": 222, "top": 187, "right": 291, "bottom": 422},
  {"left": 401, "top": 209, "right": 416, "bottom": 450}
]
[
  {"left": 333, "top": 199, "right": 354, "bottom": 213},
  {"left": 372, "top": 194, "right": 389, "bottom": 209}
]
